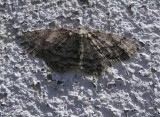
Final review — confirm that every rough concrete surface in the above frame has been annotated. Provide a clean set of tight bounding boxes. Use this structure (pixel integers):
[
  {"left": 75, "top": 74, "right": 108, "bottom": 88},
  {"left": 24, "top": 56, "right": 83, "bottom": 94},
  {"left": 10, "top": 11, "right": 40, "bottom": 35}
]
[{"left": 0, "top": 0, "right": 160, "bottom": 117}]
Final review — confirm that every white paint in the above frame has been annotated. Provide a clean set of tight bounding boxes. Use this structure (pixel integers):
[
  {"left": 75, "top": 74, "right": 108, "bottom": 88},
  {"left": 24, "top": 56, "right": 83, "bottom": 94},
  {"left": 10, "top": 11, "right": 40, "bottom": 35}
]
[{"left": 0, "top": 0, "right": 160, "bottom": 117}]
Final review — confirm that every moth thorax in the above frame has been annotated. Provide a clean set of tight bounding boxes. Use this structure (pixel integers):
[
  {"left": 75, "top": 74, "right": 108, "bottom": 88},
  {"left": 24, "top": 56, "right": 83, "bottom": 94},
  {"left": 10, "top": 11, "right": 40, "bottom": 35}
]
[{"left": 79, "top": 28, "right": 87, "bottom": 35}]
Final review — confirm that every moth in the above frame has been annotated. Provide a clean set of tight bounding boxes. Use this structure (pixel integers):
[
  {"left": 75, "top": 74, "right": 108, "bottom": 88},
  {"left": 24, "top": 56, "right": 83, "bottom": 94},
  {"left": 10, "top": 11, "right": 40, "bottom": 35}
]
[{"left": 17, "top": 27, "right": 140, "bottom": 75}]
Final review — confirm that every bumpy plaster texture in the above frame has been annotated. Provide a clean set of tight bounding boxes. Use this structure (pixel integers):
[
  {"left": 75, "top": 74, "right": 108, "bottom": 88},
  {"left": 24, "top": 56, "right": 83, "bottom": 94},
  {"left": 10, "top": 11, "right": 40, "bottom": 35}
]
[{"left": 0, "top": 0, "right": 160, "bottom": 117}]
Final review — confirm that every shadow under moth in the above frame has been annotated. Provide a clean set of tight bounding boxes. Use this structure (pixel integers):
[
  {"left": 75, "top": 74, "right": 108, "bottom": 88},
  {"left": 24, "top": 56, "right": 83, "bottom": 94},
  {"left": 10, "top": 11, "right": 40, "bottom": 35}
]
[{"left": 17, "top": 27, "right": 141, "bottom": 75}]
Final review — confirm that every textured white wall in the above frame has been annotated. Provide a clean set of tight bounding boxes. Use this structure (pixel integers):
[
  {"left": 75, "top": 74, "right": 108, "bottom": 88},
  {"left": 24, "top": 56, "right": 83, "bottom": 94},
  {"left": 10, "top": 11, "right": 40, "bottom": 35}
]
[{"left": 0, "top": 0, "right": 160, "bottom": 117}]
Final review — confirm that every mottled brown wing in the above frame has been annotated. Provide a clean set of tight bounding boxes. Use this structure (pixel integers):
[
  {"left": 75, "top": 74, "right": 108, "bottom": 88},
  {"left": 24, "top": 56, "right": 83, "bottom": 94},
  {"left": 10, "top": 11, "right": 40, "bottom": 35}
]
[
  {"left": 18, "top": 28, "right": 82, "bottom": 72},
  {"left": 18, "top": 27, "right": 140, "bottom": 75},
  {"left": 41, "top": 30, "right": 82, "bottom": 72},
  {"left": 80, "top": 36, "right": 109, "bottom": 74},
  {"left": 88, "top": 30, "right": 140, "bottom": 63},
  {"left": 18, "top": 29, "right": 54, "bottom": 55}
]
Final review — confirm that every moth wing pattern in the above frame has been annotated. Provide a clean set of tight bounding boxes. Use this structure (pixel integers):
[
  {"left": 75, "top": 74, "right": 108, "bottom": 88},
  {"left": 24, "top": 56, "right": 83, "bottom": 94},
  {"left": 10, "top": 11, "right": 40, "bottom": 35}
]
[
  {"left": 18, "top": 28, "right": 83, "bottom": 72},
  {"left": 88, "top": 30, "right": 140, "bottom": 62},
  {"left": 18, "top": 27, "right": 140, "bottom": 75},
  {"left": 80, "top": 35, "right": 106, "bottom": 74},
  {"left": 43, "top": 28, "right": 82, "bottom": 72}
]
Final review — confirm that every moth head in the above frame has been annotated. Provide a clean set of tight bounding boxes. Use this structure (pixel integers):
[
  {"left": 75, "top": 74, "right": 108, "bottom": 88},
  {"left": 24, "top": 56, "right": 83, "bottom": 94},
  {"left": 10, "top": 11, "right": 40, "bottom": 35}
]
[{"left": 77, "top": 26, "right": 87, "bottom": 35}]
